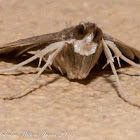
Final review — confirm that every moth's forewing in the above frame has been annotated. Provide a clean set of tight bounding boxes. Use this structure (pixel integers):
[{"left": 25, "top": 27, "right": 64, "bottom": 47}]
[
  {"left": 103, "top": 33, "right": 140, "bottom": 61},
  {"left": 0, "top": 26, "right": 76, "bottom": 56}
]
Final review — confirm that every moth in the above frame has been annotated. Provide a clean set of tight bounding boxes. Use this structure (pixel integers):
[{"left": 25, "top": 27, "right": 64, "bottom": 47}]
[{"left": 0, "top": 22, "right": 140, "bottom": 107}]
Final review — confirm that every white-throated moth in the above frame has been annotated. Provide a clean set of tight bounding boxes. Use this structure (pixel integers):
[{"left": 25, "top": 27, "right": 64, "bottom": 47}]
[{"left": 0, "top": 22, "right": 140, "bottom": 107}]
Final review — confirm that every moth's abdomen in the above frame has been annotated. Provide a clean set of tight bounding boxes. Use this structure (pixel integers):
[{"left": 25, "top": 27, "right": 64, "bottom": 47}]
[{"left": 53, "top": 42, "right": 103, "bottom": 79}]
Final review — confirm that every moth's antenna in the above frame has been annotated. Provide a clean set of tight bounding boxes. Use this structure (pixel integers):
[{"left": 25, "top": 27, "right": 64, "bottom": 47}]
[{"left": 64, "top": 21, "right": 72, "bottom": 28}]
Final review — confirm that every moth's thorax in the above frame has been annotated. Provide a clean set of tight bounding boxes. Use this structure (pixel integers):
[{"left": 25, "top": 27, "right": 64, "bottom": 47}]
[
  {"left": 53, "top": 39, "right": 103, "bottom": 79},
  {"left": 72, "top": 33, "right": 98, "bottom": 56},
  {"left": 52, "top": 23, "right": 103, "bottom": 79}
]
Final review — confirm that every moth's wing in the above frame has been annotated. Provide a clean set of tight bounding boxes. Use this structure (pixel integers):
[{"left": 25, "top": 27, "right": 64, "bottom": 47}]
[
  {"left": 103, "top": 33, "right": 140, "bottom": 61},
  {"left": 0, "top": 26, "right": 74, "bottom": 57},
  {"left": 0, "top": 32, "right": 64, "bottom": 57}
]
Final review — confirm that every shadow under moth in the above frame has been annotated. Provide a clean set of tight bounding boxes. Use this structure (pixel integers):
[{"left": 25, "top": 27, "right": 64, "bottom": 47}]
[{"left": 0, "top": 22, "right": 140, "bottom": 107}]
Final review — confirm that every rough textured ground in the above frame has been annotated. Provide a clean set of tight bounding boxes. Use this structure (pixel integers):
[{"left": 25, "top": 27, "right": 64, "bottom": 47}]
[{"left": 0, "top": 0, "right": 140, "bottom": 140}]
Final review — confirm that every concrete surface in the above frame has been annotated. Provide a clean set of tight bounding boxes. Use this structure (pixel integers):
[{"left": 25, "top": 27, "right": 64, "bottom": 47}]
[{"left": 0, "top": 0, "right": 140, "bottom": 140}]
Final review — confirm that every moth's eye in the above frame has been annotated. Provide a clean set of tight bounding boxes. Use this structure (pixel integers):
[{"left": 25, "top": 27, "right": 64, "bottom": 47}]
[
  {"left": 73, "top": 24, "right": 85, "bottom": 40},
  {"left": 93, "top": 27, "right": 103, "bottom": 43}
]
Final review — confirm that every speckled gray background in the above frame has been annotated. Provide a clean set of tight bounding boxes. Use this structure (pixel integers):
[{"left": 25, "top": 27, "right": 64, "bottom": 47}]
[{"left": 0, "top": 0, "right": 140, "bottom": 140}]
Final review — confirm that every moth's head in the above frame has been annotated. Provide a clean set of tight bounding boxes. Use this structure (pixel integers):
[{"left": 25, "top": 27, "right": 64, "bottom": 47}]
[
  {"left": 73, "top": 22, "right": 102, "bottom": 43},
  {"left": 73, "top": 22, "right": 103, "bottom": 56}
]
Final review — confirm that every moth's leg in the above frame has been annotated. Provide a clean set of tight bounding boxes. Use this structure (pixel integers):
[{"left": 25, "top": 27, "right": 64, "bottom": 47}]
[
  {"left": 4, "top": 42, "right": 66, "bottom": 100},
  {"left": 37, "top": 54, "right": 48, "bottom": 68},
  {"left": 38, "top": 57, "right": 43, "bottom": 68},
  {"left": 102, "top": 40, "right": 121, "bottom": 69},
  {"left": 0, "top": 53, "right": 39, "bottom": 72},
  {"left": 0, "top": 41, "right": 66, "bottom": 73},
  {"left": 42, "top": 57, "right": 52, "bottom": 70},
  {"left": 102, "top": 39, "right": 139, "bottom": 107},
  {"left": 105, "top": 40, "right": 140, "bottom": 68},
  {"left": 58, "top": 66, "right": 64, "bottom": 75},
  {"left": 102, "top": 39, "right": 122, "bottom": 91},
  {"left": 37, "top": 57, "right": 52, "bottom": 70}
]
